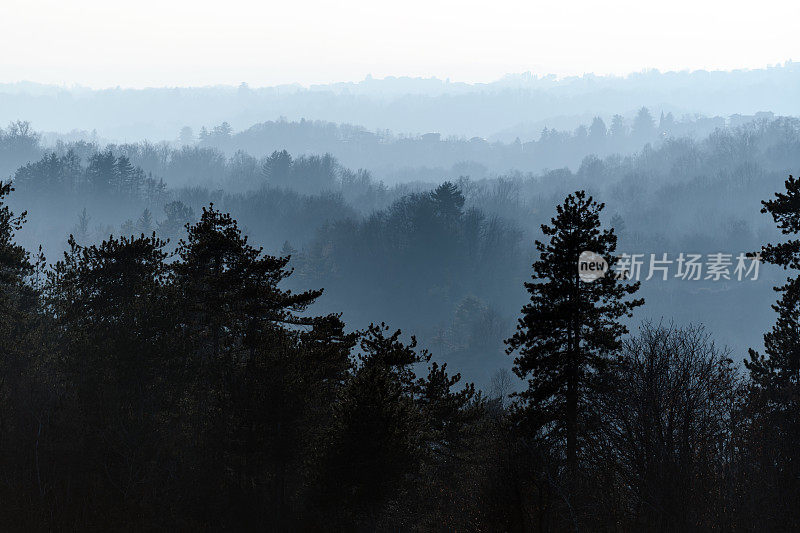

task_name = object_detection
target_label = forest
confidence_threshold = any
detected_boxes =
[4,63,799,140]
[3,114,798,385]
[5,0,800,527]
[0,105,800,530]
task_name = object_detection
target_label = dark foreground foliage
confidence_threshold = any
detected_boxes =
[1,178,800,531]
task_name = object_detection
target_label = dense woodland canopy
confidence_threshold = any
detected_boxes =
[2,170,800,529]
[11,108,779,185]
[1,111,800,529]
[3,114,799,382]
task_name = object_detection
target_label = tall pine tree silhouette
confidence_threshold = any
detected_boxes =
[748,175,800,384]
[505,191,642,488]
[745,174,800,527]
[172,203,355,526]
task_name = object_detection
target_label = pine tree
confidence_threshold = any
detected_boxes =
[86,150,116,195]
[319,323,425,523]
[72,207,92,244]
[505,190,642,487]
[609,114,627,138]
[171,204,354,526]
[45,232,175,521]
[212,121,233,139]
[747,175,800,388]
[317,323,477,527]
[261,150,293,187]
[632,107,656,140]
[173,203,323,360]
[0,181,48,530]
[431,181,465,220]
[115,155,137,196]
[0,181,31,288]
[589,116,607,140]
[136,208,153,235]
[745,174,800,526]
[0,180,33,356]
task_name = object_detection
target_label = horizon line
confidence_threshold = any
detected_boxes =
[0,60,796,92]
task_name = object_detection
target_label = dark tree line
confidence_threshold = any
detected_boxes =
[13,149,166,203]
[0,183,480,529]
[7,119,800,392]
[489,180,800,530]
[192,110,758,180]
[294,181,523,336]
[1,173,800,529]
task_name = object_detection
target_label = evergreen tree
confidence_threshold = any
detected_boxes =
[505,191,642,488]
[431,181,465,220]
[212,121,233,139]
[261,149,293,187]
[115,154,137,196]
[172,203,354,526]
[0,180,33,359]
[745,174,800,527]
[0,181,49,530]
[72,207,92,244]
[143,173,166,204]
[610,213,626,239]
[44,232,175,525]
[632,106,656,141]
[173,203,324,360]
[609,114,627,137]
[136,208,153,235]
[120,218,136,236]
[589,116,607,140]
[86,150,116,195]
[0,181,31,288]
[318,323,424,524]
[318,323,477,527]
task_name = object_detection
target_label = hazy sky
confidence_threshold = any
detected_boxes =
[2,0,798,88]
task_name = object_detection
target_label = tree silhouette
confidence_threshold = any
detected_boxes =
[261,149,293,187]
[0,181,30,286]
[44,232,175,524]
[431,181,466,220]
[86,150,116,195]
[745,174,800,527]
[632,107,656,141]
[589,116,607,140]
[505,190,642,490]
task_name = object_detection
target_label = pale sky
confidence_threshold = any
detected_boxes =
[1,0,798,88]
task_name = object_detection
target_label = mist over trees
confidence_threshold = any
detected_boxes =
[6,108,780,187]
[1,72,800,527]
[2,164,800,528]
[2,114,798,381]
[2,63,799,141]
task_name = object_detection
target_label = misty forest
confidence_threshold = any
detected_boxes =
[2,65,800,531]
